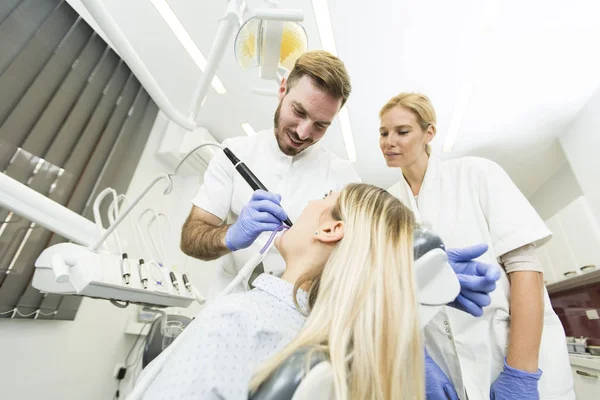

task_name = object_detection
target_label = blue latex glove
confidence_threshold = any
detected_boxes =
[425,350,460,400]
[490,358,542,400]
[446,244,501,317]
[225,190,288,251]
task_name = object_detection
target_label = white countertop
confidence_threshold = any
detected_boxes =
[570,353,600,370]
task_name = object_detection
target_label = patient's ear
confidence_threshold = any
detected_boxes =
[315,221,344,243]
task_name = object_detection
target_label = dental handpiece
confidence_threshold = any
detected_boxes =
[222,147,293,227]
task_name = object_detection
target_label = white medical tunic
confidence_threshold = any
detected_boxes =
[141,274,308,400]
[192,128,361,298]
[388,155,574,400]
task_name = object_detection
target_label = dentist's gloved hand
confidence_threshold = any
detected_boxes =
[225,190,288,252]
[425,350,460,400]
[447,244,501,317]
[490,358,542,400]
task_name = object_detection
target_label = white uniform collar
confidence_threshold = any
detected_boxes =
[400,154,440,194]
[421,153,441,185]
[396,154,442,224]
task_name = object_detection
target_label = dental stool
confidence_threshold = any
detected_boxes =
[249,226,460,400]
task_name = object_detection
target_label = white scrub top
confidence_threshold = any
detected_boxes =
[388,155,574,400]
[192,128,361,298]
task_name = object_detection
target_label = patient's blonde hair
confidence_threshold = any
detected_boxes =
[250,183,424,400]
[379,92,436,156]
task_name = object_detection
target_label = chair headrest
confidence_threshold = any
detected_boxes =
[413,225,445,260]
[413,225,460,328]
[249,347,328,400]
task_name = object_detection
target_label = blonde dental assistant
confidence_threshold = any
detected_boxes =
[379,93,574,399]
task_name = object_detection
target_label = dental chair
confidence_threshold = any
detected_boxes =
[249,226,460,400]
[127,226,459,400]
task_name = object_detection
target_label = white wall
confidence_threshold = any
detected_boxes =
[0,112,219,400]
[0,297,141,400]
[528,159,584,221]
[560,86,600,228]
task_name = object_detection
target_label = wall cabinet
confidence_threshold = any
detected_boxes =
[570,355,600,400]
[540,196,600,283]
[534,244,557,284]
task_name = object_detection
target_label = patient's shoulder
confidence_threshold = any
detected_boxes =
[194,292,267,333]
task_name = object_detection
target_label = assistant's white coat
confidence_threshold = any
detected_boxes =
[388,155,574,399]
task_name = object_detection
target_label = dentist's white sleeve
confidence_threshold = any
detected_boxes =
[192,141,235,221]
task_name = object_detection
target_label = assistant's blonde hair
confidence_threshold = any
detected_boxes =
[250,183,424,400]
[380,92,436,155]
[286,50,352,107]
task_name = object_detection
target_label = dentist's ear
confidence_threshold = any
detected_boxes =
[278,77,287,101]
[314,221,345,244]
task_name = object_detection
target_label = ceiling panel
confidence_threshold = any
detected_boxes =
[68,0,600,193]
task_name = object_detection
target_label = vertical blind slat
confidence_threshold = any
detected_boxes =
[0,0,60,74]
[0,0,160,320]
[0,1,78,129]
[0,75,140,316]
[0,0,25,26]
[16,90,149,317]
[0,19,90,165]
[83,89,149,220]
[0,67,136,304]
[0,26,96,197]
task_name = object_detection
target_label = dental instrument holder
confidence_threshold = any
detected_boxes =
[222,147,293,227]
[32,173,196,308]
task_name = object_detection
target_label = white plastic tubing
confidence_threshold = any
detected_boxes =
[0,173,100,247]
[188,0,243,123]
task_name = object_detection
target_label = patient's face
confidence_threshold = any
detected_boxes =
[276,190,341,258]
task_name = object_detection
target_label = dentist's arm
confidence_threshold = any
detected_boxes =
[181,190,288,260]
[181,206,230,260]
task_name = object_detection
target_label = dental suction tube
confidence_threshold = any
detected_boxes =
[222,148,293,227]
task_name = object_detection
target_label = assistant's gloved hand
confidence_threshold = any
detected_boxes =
[425,350,460,400]
[446,244,501,317]
[225,190,288,251]
[490,358,542,400]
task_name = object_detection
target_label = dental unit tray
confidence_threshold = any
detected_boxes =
[33,243,195,308]
[0,172,196,309]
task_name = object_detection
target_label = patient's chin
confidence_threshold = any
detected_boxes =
[274,236,282,251]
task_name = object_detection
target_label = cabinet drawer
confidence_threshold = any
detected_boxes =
[571,364,600,400]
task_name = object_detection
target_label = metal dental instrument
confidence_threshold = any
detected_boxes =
[174,143,294,227]
[222,147,293,227]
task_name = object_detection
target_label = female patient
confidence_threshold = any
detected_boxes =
[140,183,426,399]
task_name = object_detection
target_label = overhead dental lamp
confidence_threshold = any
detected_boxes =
[234,3,308,80]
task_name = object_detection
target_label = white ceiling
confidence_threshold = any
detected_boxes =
[68,0,600,197]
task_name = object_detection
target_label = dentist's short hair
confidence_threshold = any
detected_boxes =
[286,50,352,107]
